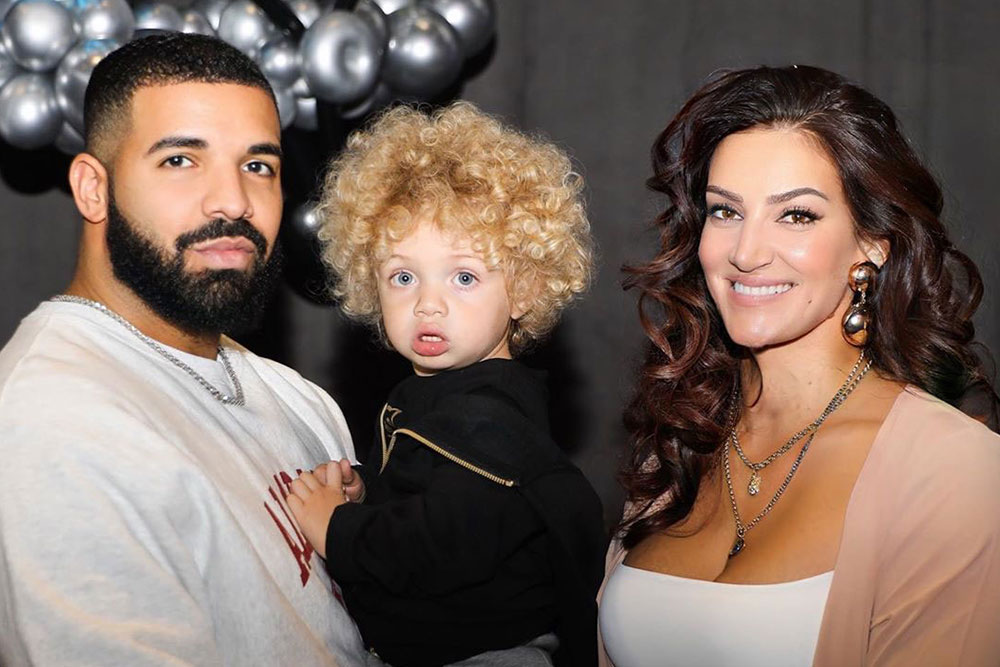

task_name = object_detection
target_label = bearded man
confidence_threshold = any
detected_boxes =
[0,34,375,666]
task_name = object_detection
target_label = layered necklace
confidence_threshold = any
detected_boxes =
[724,351,871,557]
[52,294,245,407]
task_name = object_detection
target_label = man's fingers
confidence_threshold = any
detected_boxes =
[338,458,355,484]
[298,470,321,491]
[313,463,328,485]
[326,462,344,487]
[287,493,304,515]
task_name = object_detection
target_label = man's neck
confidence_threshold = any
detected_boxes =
[64,276,221,358]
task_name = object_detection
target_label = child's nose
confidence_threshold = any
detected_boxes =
[414,285,446,317]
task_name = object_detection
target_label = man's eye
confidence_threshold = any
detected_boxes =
[162,155,193,168]
[453,271,478,287]
[389,271,414,286]
[244,161,275,176]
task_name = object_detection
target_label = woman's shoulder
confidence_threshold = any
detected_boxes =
[870,384,1000,516]
[881,385,1000,452]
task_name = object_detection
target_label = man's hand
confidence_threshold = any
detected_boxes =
[338,459,366,502]
[287,464,347,559]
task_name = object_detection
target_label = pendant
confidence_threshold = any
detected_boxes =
[747,470,762,496]
[729,536,745,558]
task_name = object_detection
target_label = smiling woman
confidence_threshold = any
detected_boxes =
[599,65,1000,667]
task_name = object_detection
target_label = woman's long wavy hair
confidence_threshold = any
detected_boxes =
[619,65,999,549]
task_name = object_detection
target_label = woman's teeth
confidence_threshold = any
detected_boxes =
[732,281,793,296]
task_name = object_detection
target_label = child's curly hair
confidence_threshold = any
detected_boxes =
[317,101,594,354]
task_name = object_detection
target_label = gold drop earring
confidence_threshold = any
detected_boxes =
[842,261,879,346]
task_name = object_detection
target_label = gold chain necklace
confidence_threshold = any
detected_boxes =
[731,350,868,495]
[724,353,872,557]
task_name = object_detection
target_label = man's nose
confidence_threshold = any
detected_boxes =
[203,166,252,222]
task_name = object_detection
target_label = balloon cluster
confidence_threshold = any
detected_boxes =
[0,0,496,152]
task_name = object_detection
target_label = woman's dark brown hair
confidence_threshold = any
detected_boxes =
[619,65,999,549]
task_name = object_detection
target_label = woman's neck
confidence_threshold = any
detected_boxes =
[740,335,864,438]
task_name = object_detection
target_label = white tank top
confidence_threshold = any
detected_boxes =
[599,563,833,666]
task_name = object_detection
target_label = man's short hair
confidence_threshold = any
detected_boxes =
[84,33,277,161]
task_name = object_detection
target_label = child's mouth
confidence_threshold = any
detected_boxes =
[412,331,449,357]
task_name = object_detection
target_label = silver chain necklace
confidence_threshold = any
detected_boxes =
[724,352,871,557]
[52,294,245,407]
[731,351,869,495]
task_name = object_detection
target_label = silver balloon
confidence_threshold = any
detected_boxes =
[54,120,84,154]
[191,0,226,31]
[355,0,388,49]
[340,80,391,120]
[289,200,322,237]
[181,10,215,35]
[291,76,311,97]
[1,0,78,72]
[287,0,319,29]
[76,0,134,43]
[0,40,18,91]
[372,0,412,14]
[267,80,296,129]
[0,73,63,149]
[0,0,16,20]
[217,0,274,59]
[383,6,461,98]
[420,0,493,57]
[299,11,380,105]
[133,2,184,32]
[54,39,117,133]
[258,37,298,88]
[293,95,316,131]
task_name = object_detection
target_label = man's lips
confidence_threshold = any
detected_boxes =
[186,236,257,269]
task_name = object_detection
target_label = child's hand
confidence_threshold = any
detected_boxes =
[288,464,346,559]
[338,458,366,502]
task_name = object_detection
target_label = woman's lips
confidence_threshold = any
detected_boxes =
[727,279,795,304]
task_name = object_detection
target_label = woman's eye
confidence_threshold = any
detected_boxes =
[162,155,193,168]
[708,204,741,221]
[453,271,478,287]
[779,208,819,226]
[244,160,276,176]
[389,271,414,287]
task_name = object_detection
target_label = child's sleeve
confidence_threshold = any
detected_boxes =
[324,444,544,596]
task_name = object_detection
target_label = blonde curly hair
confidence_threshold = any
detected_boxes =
[317,101,594,354]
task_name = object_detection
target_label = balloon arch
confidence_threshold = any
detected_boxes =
[0,0,497,299]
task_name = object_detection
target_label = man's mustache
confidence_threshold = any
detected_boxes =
[175,219,268,256]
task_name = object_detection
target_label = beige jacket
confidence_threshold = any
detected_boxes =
[599,387,1000,666]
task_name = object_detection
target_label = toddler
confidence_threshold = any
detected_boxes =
[288,102,605,667]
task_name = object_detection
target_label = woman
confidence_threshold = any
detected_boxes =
[599,65,1000,666]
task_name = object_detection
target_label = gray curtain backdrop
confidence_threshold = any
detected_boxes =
[2,1,997,524]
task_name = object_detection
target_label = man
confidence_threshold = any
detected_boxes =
[0,34,374,666]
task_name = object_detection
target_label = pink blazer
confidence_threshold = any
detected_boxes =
[599,387,1000,666]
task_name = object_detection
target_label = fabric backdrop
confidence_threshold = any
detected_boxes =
[2,0,998,524]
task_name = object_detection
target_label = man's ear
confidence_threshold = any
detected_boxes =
[861,238,890,268]
[69,153,109,224]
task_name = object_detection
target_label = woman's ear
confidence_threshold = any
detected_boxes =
[69,153,109,225]
[861,238,890,268]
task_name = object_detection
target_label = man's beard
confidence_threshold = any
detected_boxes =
[105,189,283,337]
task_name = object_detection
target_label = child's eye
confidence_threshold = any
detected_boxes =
[389,271,415,287]
[453,271,478,288]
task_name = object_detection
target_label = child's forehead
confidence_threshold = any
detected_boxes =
[387,219,478,254]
